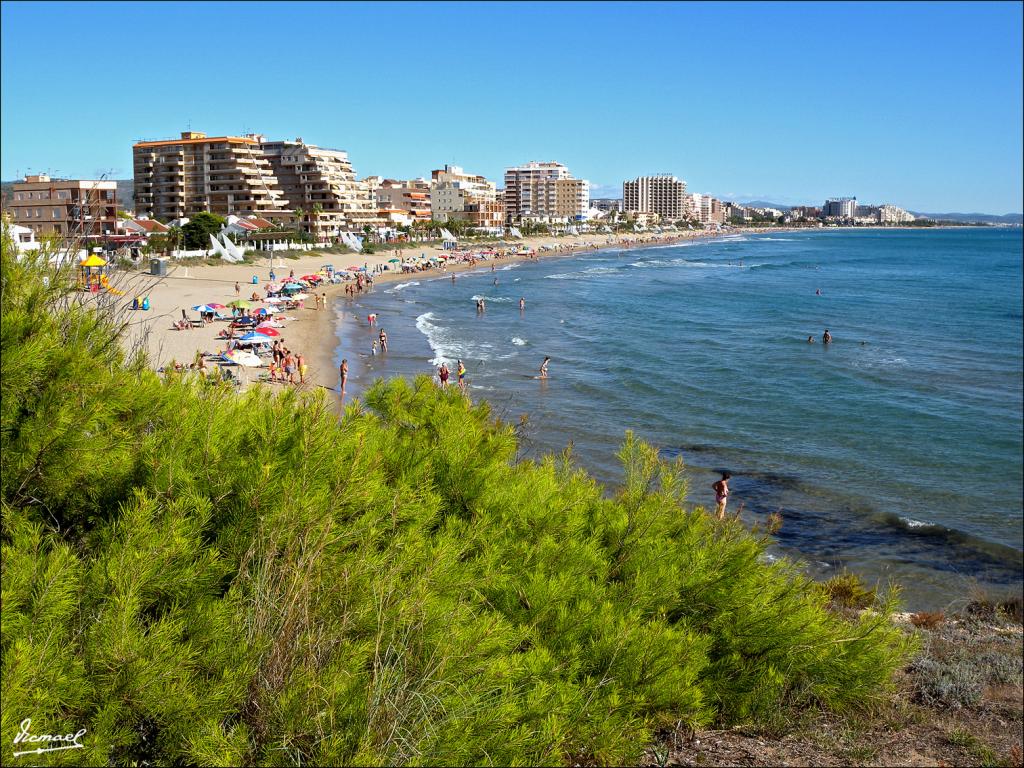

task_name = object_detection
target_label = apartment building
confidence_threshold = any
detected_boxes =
[376,179,432,223]
[623,174,688,221]
[449,200,505,229]
[878,204,915,223]
[503,161,589,223]
[430,164,497,223]
[823,197,857,219]
[5,174,118,238]
[260,138,380,238]
[133,131,290,222]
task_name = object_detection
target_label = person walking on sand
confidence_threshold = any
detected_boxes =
[712,472,731,520]
[539,356,550,379]
[822,329,832,344]
[339,359,348,392]
[234,281,240,295]
[379,329,388,353]
[297,354,307,384]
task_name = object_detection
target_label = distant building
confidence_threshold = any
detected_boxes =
[430,164,497,224]
[133,131,290,222]
[591,198,624,214]
[789,206,822,220]
[5,174,118,239]
[260,138,381,238]
[376,179,432,223]
[823,197,857,219]
[623,174,688,221]
[503,161,589,223]
[878,204,915,223]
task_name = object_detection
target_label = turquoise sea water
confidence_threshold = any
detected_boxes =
[333,229,1024,609]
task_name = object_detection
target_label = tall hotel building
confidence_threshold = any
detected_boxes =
[623,174,688,221]
[503,161,589,223]
[133,132,290,222]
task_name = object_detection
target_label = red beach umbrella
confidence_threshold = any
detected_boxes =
[253,327,281,338]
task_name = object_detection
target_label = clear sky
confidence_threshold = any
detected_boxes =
[2,1,1021,213]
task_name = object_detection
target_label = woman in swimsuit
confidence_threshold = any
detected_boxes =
[712,472,731,520]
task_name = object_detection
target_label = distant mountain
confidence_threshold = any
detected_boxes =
[908,211,1022,225]
[2,179,134,211]
[735,200,794,211]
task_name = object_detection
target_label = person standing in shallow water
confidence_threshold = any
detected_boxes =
[339,359,348,393]
[539,356,550,379]
[712,472,731,520]
[823,329,832,344]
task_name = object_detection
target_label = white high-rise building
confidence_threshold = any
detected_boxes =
[878,204,915,223]
[503,161,589,223]
[623,174,688,221]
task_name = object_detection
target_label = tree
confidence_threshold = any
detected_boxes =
[181,212,225,250]
[311,203,323,241]
[294,207,306,235]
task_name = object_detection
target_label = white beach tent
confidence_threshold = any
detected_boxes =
[221,234,246,262]
[508,227,524,239]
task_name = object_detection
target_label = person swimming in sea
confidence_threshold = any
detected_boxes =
[807,335,815,343]
[519,297,525,310]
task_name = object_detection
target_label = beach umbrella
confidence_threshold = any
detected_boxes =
[346,265,366,272]
[228,299,254,309]
[222,349,262,366]
[192,304,221,313]
[387,258,400,263]
[252,326,281,337]
[301,274,321,282]
[255,306,276,315]
[263,296,284,304]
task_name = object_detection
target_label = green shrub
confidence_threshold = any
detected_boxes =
[0,231,913,765]
[821,571,877,610]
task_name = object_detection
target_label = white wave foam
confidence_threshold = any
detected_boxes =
[511,337,527,346]
[385,281,419,293]
[415,311,497,365]
[545,266,620,280]
[499,263,520,271]
[900,516,932,529]
[470,294,516,303]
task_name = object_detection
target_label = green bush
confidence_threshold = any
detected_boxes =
[0,231,912,765]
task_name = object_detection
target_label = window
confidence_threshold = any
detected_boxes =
[36,209,42,218]
[53,208,61,218]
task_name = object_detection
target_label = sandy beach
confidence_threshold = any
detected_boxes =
[113,227,794,401]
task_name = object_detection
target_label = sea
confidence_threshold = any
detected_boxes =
[331,228,1024,610]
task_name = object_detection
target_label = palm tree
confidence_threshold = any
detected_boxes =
[294,207,305,235]
[311,203,323,242]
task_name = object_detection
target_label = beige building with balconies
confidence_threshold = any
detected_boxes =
[133,131,290,222]
[504,161,589,223]
[376,179,432,223]
[623,175,689,222]
[260,138,381,238]
[4,174,118,239]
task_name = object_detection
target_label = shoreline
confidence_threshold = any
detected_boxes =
[119,226,795,400]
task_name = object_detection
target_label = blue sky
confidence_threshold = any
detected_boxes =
[2,1,1021,213]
